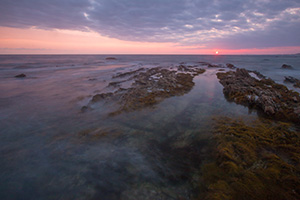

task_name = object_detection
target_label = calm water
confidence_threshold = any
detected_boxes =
[0,55,299,199]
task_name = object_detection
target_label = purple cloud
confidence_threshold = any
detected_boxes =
[0,0,299,49]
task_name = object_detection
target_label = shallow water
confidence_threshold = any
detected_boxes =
[0,55,299,199]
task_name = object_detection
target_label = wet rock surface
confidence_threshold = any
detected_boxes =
[285,76,300,88]
[226,63,236,69]
[281,64,293,69]
[86,65,205,115]
[15,73,26,78]
[105,57,117,60]
[217,68,300,123]
[113,68,145,79]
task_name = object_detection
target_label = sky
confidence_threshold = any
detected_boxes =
[0,0,300,54]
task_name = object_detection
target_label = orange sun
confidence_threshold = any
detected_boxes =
[215,50,219,55]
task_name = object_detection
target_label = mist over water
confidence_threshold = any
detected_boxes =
[0,55,299,199]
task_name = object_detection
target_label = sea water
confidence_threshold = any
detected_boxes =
[0,55,299,199]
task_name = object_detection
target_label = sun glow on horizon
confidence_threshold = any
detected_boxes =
[0,27,300,54]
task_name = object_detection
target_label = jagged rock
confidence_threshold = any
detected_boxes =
[113,68,145,78]
[226,63,236,69]
[281,64,293,69]
[178,64,189,71]
[15,73,26,78]
[284,76,300,88]
[91,93,113,102]
[217,68,300,123]
[249,70,266,79]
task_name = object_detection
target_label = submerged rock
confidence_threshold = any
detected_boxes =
[15,73,26,78]
[217,68,300,123]
[281,64,293,69]
[80,106,88,113]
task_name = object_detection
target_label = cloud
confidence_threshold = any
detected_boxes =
[0,0,300,49]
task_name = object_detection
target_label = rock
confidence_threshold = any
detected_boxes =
[105,57,117,60]
[264,105,275,115]
[217,68,300,123]
[236,68,251,78]
[15,73,26,78]
[91,93,113,102]
[284,76,300,88]
[81,106,88,112]
[208,64,221,68]
[249,70,266,79]
[226,63,236,69]
[178,65,189,71]
[86,66,206,115]
[281,64,293,69]
[113,68,144,78]
[293,96,298,103]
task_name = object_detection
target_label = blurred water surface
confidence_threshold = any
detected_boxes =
[0,55,299,199]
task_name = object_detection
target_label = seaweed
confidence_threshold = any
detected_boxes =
[199,117,300,200]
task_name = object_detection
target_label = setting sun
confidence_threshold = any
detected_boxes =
[215,51,219,55]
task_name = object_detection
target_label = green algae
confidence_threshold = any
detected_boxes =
[199,117,300,200]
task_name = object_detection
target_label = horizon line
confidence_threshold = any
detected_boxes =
[0,53,299,56]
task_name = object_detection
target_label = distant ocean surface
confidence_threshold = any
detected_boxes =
[0,55,299,199]
[1,54,299,81]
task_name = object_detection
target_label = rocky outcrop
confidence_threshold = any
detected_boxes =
[113,68,145,78]
[217,68,300,123]
[15,73,26,78]
[86,65,206,115]
[105,57,117,60]
[177,65,206,75]
[226,63,236,69]
[284,76,300,88]
[281,64,293,69]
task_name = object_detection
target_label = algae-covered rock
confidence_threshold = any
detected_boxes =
[217,68,300,123]
[87,66,205,115]
[199,117,300,200]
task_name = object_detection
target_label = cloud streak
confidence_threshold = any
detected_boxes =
[1,0,299,49]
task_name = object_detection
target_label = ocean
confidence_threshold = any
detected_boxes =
[0,55,299,199]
